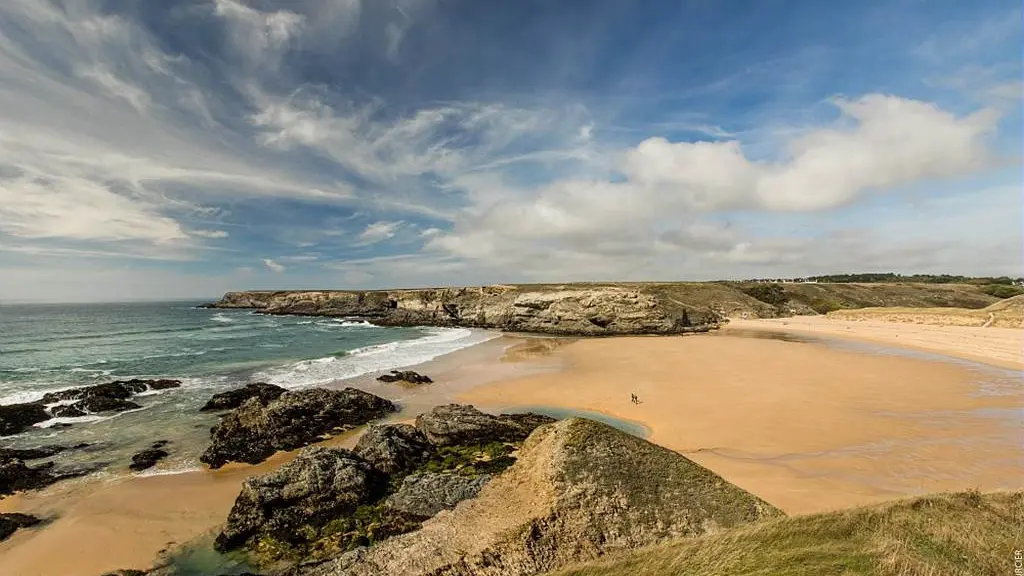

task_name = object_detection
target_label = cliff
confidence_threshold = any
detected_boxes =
[207,281,1003,335]
[209,285,723,336]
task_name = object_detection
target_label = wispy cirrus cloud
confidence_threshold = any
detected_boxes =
[0,0,1019,301]
[263,258,286,273]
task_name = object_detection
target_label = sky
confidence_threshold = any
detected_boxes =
[0,0,1020,302]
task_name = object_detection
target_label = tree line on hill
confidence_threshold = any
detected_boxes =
[742,273,1023,285]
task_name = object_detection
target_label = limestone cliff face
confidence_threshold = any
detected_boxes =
[209,286,722,335]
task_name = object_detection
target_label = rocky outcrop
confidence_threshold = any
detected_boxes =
[129,441,170,471]
[385,472,491,518]
[376,371,433,385]
[49,404,87,418]
[0,379,183,437]
[414,404,555,446]
[0,443,89,461]
[0,512,41,541]
[40,379,181,403]
[353,424,434,476]
[200,388,396,469]
[200,382,287,412]
[208,285,722,336]
[215,405,557,566]
[297,418,782,576]
[215,447,388,552]
[0,457,91,497]
[76,396,142,414]
[0,403,50,436]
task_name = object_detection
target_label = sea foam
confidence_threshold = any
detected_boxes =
[252,327,497,389]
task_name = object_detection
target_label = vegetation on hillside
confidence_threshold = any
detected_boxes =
[740,283,789,306]
[828,294,1024,328]
[744,273,1024,285]
[548,490,1023,576]
[981,284,1024,298]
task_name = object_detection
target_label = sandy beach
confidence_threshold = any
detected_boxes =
[728,316,1024,369]
[462,327,1024,514]
[2,323,1022,575]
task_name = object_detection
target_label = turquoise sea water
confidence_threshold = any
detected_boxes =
[0,301,493,472]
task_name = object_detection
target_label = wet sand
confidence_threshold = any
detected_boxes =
[727,316,1024,369]
[461,332,1024,514]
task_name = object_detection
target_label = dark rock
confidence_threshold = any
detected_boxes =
[129,447,169,472]
[215,446,387,551]
[199,382,287,412]
[0,458,58,496]
[76,396,142,414]
[376,370,433,385]
[49,404,87,418]
[353,424,434,476]
[0,444,84,461]
[40,379,181,403]
[0,447,53,461]
[0,403,49,436]
[385,472,491,518]
[146,379,183,391]
[414,404,555,446]
[200,388,396,469]
[150,440,169,449]
[0,512,41,541]
[101,570,149,576]
[41,382,140,403]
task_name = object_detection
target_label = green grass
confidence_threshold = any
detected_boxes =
[420,441,518,476]
[546,490,1023,576]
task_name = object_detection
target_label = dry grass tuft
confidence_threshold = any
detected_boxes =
[546,490,1024,576]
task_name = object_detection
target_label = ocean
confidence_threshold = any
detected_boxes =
[0,301,495,474]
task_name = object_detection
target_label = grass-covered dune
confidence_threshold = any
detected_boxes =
[547,490,1023,576]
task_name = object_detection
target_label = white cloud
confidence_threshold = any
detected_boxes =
[623,95,997,212]
[214,0,305,67]
[191,229,230,239]
[425,95,1001,276]
[263,258,286,272]
[0,0,363,258]
[248,91,597,185]
[358,221,403,244]
[0,172,186,242]
[77,65,152,113]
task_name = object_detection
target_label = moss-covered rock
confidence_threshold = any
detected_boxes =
[298,418,783,576]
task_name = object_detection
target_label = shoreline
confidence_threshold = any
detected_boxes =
[2,320,1022,574]
[0,332,543,576]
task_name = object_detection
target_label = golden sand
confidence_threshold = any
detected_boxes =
[0,431,362,576]
[460,332,1023,514]
[728,316,1024,369]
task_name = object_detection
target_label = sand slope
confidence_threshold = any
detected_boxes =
[827,294,1024,328]
[728,312,1024,369]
